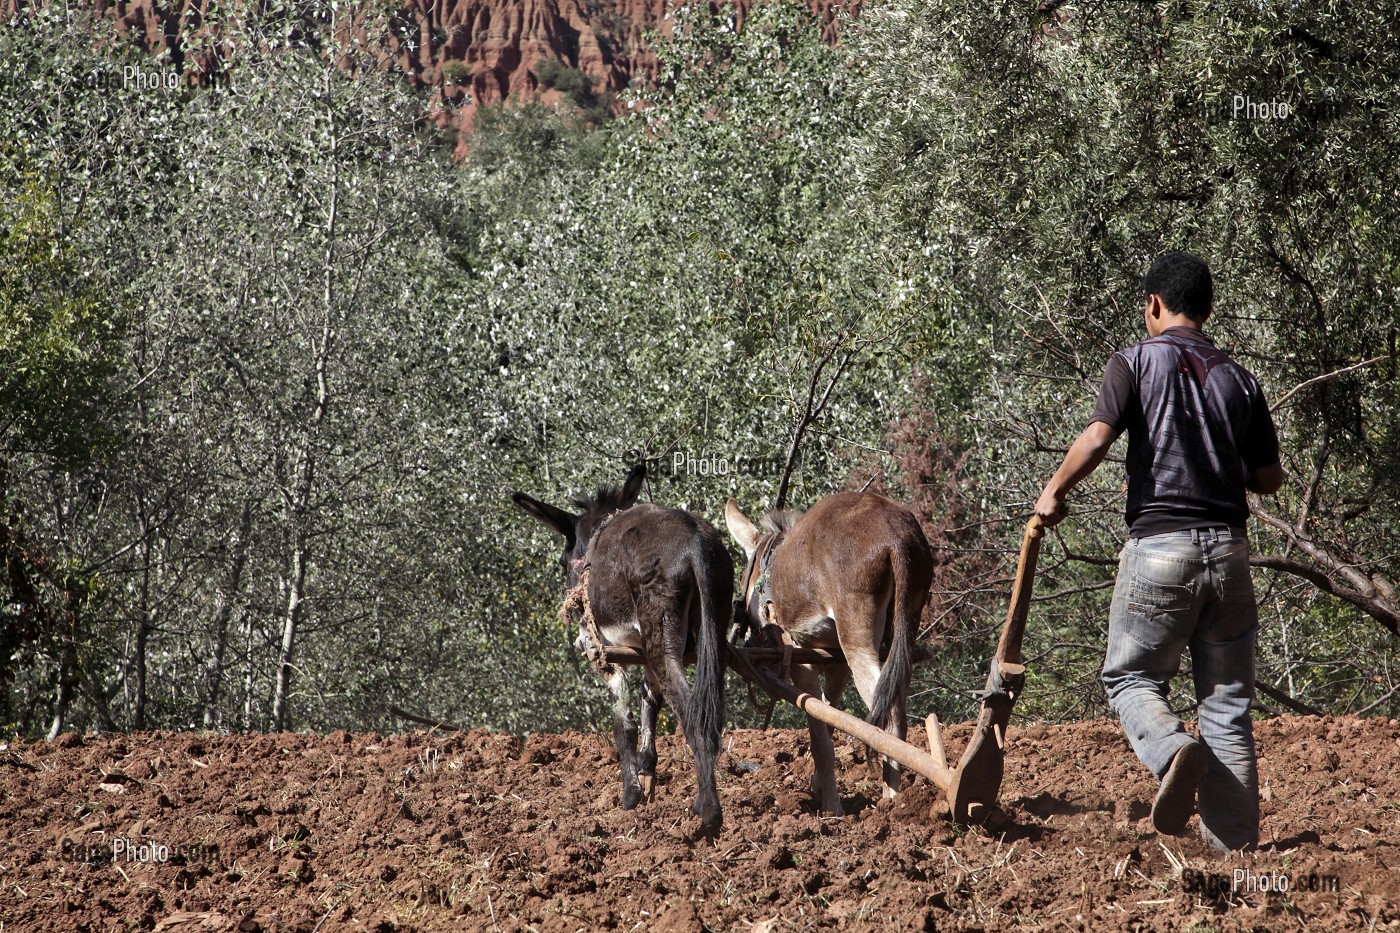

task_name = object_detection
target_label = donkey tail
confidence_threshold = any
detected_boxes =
[867,548,914,732]
[688,548,726,761]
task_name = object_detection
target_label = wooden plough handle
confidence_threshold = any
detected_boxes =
[947,515,1045,825]
[993,516,1044,668]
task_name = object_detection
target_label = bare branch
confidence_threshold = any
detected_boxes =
[1294,420,1329,537]
[389,705,469,732]
[1353,681,1400,716]
[1249,550,1400,637]
[1056,544,1119,567]
[1270,354,1388,413]
[1253,678,1326,717]
[773,338,856,510]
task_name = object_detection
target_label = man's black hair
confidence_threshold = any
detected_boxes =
[1144,251,1213,321]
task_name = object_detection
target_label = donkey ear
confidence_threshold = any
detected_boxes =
[619,461,646,507]
[724,498,762,558]
[512,492,579,541]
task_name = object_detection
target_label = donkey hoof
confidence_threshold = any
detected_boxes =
[690,802,722,836]
[638,773,656,804]
[621,783,643,810]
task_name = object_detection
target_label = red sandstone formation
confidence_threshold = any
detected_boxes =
[8,0,850,144]
[397,0,671,113]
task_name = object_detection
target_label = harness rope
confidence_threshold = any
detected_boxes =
[733,530,795,722]
[560,567,616,679]
[558,509,626,679]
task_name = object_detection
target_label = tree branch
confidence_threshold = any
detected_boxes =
[1270,354,1388,413]
[1254,678,1326,717]
[774,338,856,510]
[1249,552,1400,637]
[389,704,469,732]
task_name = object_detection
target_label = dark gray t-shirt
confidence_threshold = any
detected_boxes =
[1090,327,1280,536]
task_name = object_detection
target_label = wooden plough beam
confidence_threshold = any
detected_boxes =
[600,641,968,815]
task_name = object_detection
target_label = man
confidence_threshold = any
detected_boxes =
[1034,251,1283,853]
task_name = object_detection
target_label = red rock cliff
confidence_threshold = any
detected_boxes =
[13,0,847,137]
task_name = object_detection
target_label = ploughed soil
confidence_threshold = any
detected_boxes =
[3,716,1397,931]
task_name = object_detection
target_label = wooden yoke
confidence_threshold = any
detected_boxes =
[945,516,1044,825]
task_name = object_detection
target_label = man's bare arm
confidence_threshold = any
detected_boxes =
[1034,421,1120,527]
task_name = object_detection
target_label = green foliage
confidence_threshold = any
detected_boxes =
[441,59,470,84]
[535,58,590,104]
[467,3,911,516]
[0,175,125,465]
[443,102,609,275]
[3,0,1398,738]
[0,161,128,728]
[535,58,612,124]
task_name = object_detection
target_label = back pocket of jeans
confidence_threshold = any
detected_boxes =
[1129,572,1194,609]
[1122,598,1191,650]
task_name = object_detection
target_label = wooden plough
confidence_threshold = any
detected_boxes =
[597,516,1045,827]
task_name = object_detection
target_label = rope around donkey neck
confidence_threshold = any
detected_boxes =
[558,508,627,680]
[559,568,615,679]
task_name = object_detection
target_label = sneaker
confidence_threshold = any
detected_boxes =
[1152,740,1206,835]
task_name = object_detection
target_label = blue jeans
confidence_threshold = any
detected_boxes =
[1102,527,1259,852]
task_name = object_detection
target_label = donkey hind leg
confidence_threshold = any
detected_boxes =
[793,663,843,815]
[636,674,661,804]
[656,647,716,823]
[607,667,644,810]
[852,657,908,798]
[647,609,718,830]
[850,648,905,798]
[845,601,905,798]
[822,664,851,708]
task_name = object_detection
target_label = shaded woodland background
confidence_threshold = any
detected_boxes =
[2,0,1397,739]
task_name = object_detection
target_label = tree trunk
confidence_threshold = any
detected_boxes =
[243,617,257,731]
[0,458,40,721]
[204,503,253,728]
[269,76,338,732]
[47,640,76,741]
[132,488,153,730]
[131,329,154,731]
[47,583,82,741]
[270,537,307,732]
[132,614,149,729]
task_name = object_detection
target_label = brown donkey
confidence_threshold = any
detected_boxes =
[513,464,732,832]
[725,492,933,814]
